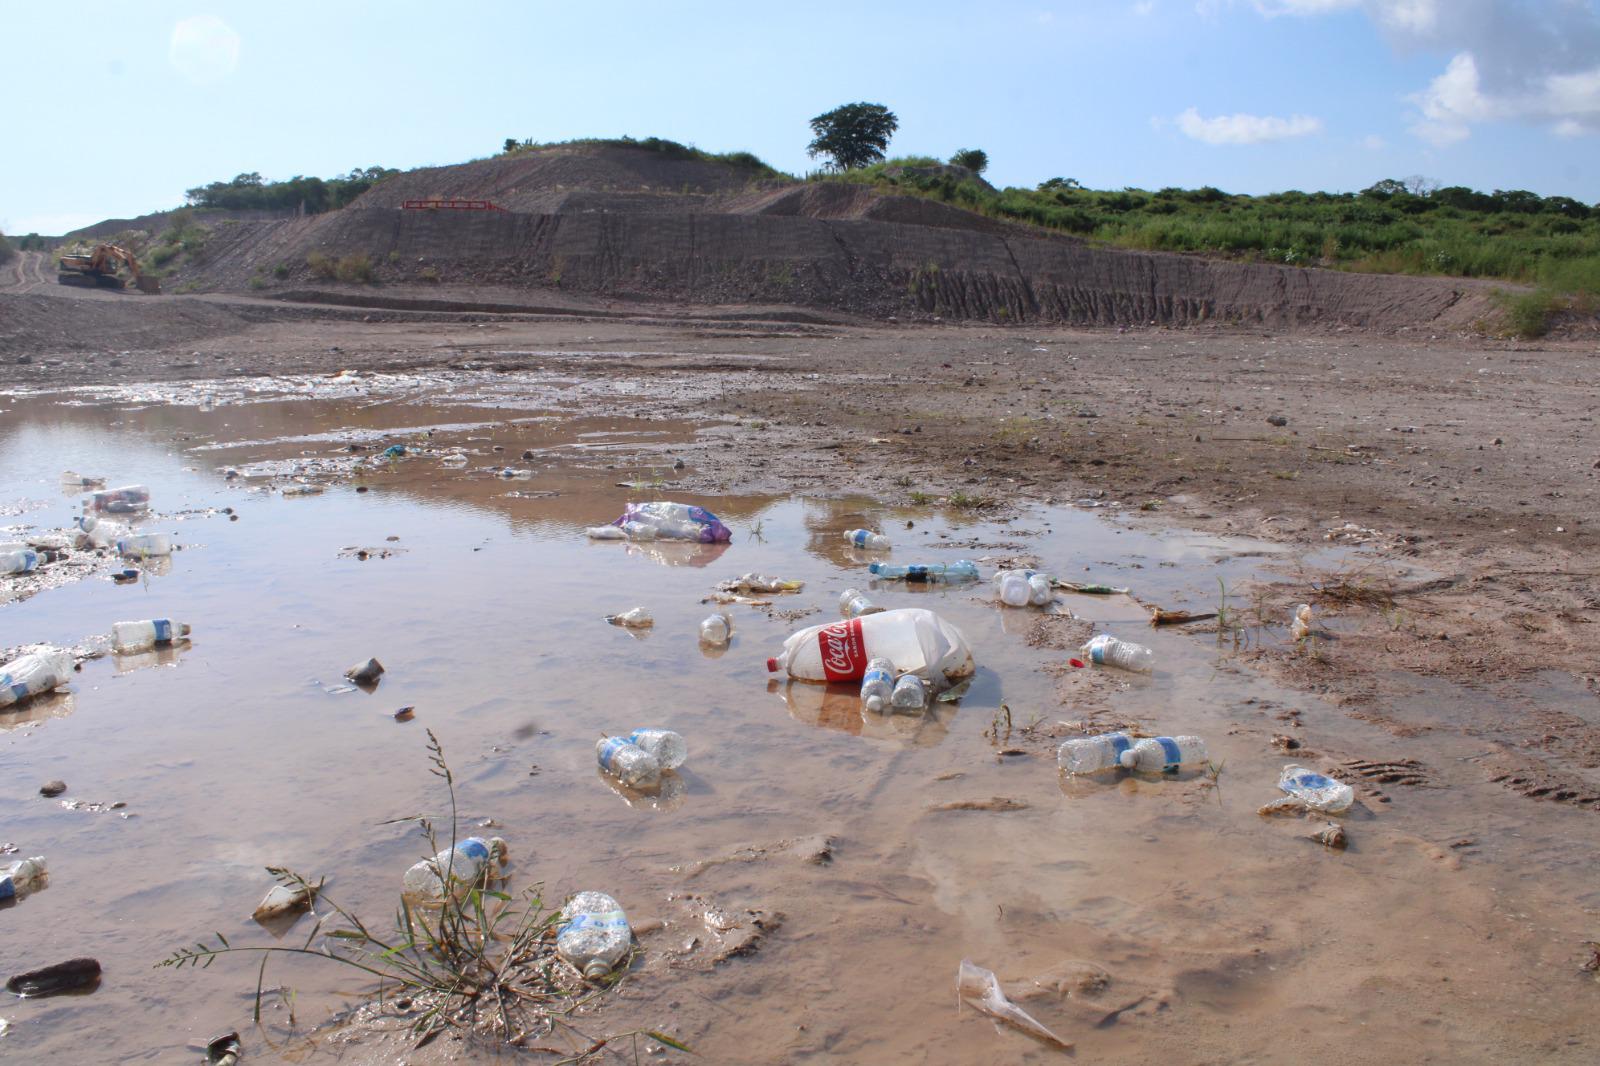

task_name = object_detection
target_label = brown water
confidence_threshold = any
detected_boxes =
[2,373,1597,1064]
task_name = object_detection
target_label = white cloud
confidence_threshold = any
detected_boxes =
[169,15,241,84]
[1133,1,1156,15]
[1361,133,1387,150]
[1175,107,1324,144]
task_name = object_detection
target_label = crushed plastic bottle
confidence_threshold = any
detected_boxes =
[1057,732,1133,775]
[698,611,732,646]
[720,573,804,593]
[843,529,891,550]
[1290,603,1313,641]
[596,736,661,789]
[625,728,687,770]
[868,560,979,584]
[993,569,1053,607]
[0,857,47,901]
[586,525,628,541]
[88,485,150,514]
[0,649,74,707]
[605,607,653,628]
[74,515,122,550]
[1278,764,1354,813]
[957,959,1070,1049]
[116,533,173,558]
[557,891,632,979]
[1,548,40,574]
[890,673,927,711]
[60,471,104,489]
[859,657,894,713]
[838,587,886,618]
[112,619,191,653]
[767,608,975,683]
[401,837,507,903]
[607,501,731,543]
[1080,633,1156,673]
[1119,735,1208,773]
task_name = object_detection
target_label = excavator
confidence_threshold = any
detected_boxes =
[57,244,161,293]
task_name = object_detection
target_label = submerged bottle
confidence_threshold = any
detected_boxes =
[401,837,507,903]
[75,514,123,549]
[557,891,632,979]
[112,619,192,653]
[698,612,732,646]
[890,673,927,711]
[116,533,173,558]
[89,485,150,514]
[1278,764,1354,813]
[1119,735,1208,773]
[625,728,687,770]
[839,587,885,619]
[596,736,662,789]
[1056,732,1133,775]
[605,607,653,628]
[994,569,1053,608]
[0,649,74,707]
[868,560,979,584]
[859,657,894,713]
[1080,634,1156,673]
[843,529,891,551]
[0,857,47,900]
[1,548,40,575]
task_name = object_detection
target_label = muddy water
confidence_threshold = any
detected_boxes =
[1,377,1597,1064]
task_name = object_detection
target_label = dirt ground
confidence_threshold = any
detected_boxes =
[4,275,1599,814]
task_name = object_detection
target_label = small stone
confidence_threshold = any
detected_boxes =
[39,780,66,797]
[355,485,369,493]
[1271,734,1301,751]
[17,355,33,365]
[522,450,535,461]
[393,706,415,722]
[1311,823,1347,850]
[1267,415,1288,427]
[5,958,101,997]
[345,658,385,686]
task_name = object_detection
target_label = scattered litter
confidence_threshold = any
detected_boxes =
[869,559,979,584]
[890,673,928,712]
[88,485,150,514]
[0,546,39,574]
[5,957,100,998]
[1311,823,1348,850]
[401,837,508,904]
[75,515,124,550]
[1068,658,1085,669]
[205,1032,242,1066]
[116,533,173,557]
[252,879,318,923]
[1,856,47,900]
[280,484,324,497]
[704,592,772,607]
[59,471,106,489]
[1290,603,1313,641]
[586,525,628,540]
[112,619,190,654]
[843,529,891,550]
[994,568,1053,607]
[1052,580,1129,595]
[557,891,632,979]
[0,648,74,707]
[338,545,405,560]
[597,735,661,789]
[1119,736,1207,773]
[718,573,803,594]
[1277,764,1355,813]
[61,799,126,813]
[698,611,732,646]
[344,658,385,686]
[496,467,533,479]
[605,607,653,628]
[936,676,974,703]
[625,728,687,769]
[600,501,731,543]
[1057,732,1132,775]
[111,568,140,584]
[381,445,406,459]
[1080,634,1155,673]
[1149,608,1217,626]
[1323,522,1384,544]
[957,959,1071,1050]
[860,658,894,713]
[768,608,975,682]
[839,587,885,618]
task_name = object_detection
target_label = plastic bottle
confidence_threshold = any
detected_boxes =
[868,560,979,584]
[859,657,894,713]
[557,891,632,979]
[612,501,731,543]
[839,587,885,619]
[698,611,732,646]
[116,533,173,557]
[1,548,40,574]
[89,485,150,514]
[586,525,628,541]
[994,569,1053,608]
[843,529,891,551]
[596,736,661,789]
[75,515,123,549]
[767,608,975,683]
[401,837,507,903]
[1056,732,1133,774]
[1080,634,1156,673]
[0,857,47,900]
[605,607,653,628]
[0,649,74,707]
[1278,764,1354,813]
[890,673,927,711]
[112,619,191,653]
[625,728,687,770]
[1290,603,1313,641]
[1119,735,1208,773]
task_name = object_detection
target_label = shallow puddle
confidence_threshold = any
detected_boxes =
[2,378,1597,1063]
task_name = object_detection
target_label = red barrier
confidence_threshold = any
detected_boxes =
[401,199,507,211]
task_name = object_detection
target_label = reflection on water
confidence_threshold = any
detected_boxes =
[620,540,731,569]
[598,769,688,812]
[112,642,191,674]
[0,690,74,731]
[771,679,954,746]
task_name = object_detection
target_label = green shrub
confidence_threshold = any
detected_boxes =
[419,265,440,283]
[272,263,289,279]
[334,253,374,283]
[1493,289,1558,339]
[307,251,336,279]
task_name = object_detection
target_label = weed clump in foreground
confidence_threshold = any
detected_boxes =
[157,732,684,1054]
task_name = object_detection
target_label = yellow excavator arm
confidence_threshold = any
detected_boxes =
[58,243,161,293]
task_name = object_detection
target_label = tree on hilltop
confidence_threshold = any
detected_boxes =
[807,103,898,171]
[948,148,988,174]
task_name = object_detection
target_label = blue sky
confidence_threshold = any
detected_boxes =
[4,1,1597,235]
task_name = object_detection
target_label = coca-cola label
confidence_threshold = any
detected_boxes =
[816,619,867,681]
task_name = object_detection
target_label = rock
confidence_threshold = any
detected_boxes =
[521,450,535,461]
[1271,734,1301,751]
[345,658,384,686]
[16,355,32,365]
[206,1032,242,1065]
[39,780,66,797]
[252,881,316,923]
[6,957,101,996]
[1311,823,1347,850]
[1267,415,1288,427]
[393,706,415,722]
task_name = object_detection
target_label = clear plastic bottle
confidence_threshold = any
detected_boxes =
[993,569,1053,608]
[1278,764,1354,813]
[1057,732,1133,774]
[596,736,661,789]
[1119,735,1208,773]
[1080,634,1156,673]
[112,619,191,653]
[868,560,979,584]
[0,857,48,900]
[557,890,632,979]
[839,587,885,618]
[625,728,687,770]
[859,657,894,713]
[586,525,627,540]
[890,673,927,711]
[75,514,123,549]
[1290,603,1313,641]
[89,485,150,514]
[0,649,74,707]
[843,529,891,550]
[605,607,653,628]
[698,612,732,646]
[1,548,40,574]
[116,533,173,557]
[400,837,507,903]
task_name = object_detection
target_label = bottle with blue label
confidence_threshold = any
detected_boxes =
[0,546,40,575]
[1056,732,1133,775]
[112,619,192,654]
[557,890,632,979]
[1119,735,1208,773]
[400,836,507,903]
[1081,634,1156,673]
[839,587,885,619]
[843,529,891,551]
[890,673,927,711]
[596,736,661,789]
[0,857,47,901]
[859,657,895,713]
[625,728,686,769]
[1278,764,1354,813]
[868,560,979,584]
[0,649,74,708]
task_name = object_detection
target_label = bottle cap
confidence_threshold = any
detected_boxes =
[766,658,779,672]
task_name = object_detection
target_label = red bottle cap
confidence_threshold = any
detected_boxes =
[766,658,779,672]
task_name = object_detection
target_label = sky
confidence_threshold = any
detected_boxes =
[4,0,1598,235]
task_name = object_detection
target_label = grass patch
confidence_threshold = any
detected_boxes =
[1492,288,1560,339]
[335,253,375,283]
[947,490,997,510]
[503,135,786,182]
